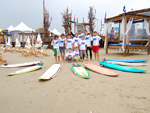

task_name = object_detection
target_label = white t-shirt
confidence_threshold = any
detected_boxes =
[65,38,73,49]
[59,37,66,47]
[78,33,84,40]
[65,52,74,57]
[51,42,53,48]
[73,50,79,56]
[92,36,101,46]
[79,39,87,50]
[73,37,79,47]
[53,39,59,49]
[85,35,93,47]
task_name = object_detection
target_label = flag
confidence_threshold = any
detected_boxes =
[74,15,75,22]
[123,5,126,13]
[83,17,84,23]
[77,18,78,23]
[104,12,106,23]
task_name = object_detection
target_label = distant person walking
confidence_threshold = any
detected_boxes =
[110,28,114,41]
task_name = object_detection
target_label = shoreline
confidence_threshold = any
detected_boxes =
[0,49,150,113]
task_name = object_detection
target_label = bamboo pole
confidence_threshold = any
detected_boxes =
[148,20,150,54]
[124,17,127,56]
[127,29,130,53]
[118,23,120,44]
[106,23,109,54]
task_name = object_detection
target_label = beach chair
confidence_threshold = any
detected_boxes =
[0,44,4,49]
[14,46,21,52]
[21,45,33,55]
[36,45,49,57]
[0,48,7,64]
[5,46,9,51]
[6,45,13,52]
[24,45,37,57]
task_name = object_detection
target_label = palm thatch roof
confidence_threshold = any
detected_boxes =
[105,8,150,23]
[35,28,51,34]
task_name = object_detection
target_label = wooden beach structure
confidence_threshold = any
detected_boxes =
[74,22,90,33]
[0,31,12,45]
[18,32,36,47]
[105,8,150,56]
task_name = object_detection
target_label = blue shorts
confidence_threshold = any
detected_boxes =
[59,47,65,53]
[109,34,114,38]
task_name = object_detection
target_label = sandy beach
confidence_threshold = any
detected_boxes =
[0,48,150,113]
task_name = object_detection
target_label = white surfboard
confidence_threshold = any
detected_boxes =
[1,61,42,68]
[39,64,61,80]
[106,61,148,66]
[8,63,45,76]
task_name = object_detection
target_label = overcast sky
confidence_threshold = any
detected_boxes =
[0,0,149,33]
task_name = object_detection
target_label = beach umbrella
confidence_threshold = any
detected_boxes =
[15,38,21,47]
[7,36,11,46]
[35,33,43,47]
[51,28,61,36]
[25,37,31,48]
[0,29,2,32]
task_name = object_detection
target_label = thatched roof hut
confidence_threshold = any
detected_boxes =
[35,28,45,33]
[104,8,150,56]
[35,28,51,34]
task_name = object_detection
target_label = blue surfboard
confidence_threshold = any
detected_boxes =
[102,59,148,63]
[99,61,146,73]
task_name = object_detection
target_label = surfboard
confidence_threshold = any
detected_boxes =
[39,64,61,80]
[106,61,148,66]
[8,63,45,76]
[72,63,90,79]
[83,63,118,77]
[1,61,42,68]
[102,58,148,63]
[99,61,146,73]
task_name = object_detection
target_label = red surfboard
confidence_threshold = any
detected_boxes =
[83,63,119,77]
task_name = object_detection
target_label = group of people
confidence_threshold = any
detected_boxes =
[51,30,101,62]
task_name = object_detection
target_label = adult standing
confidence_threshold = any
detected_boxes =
[70,30,84,40]
[84,30,93,60]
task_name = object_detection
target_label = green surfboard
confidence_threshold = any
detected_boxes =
[72,63,90,79]
[8,63,45,76]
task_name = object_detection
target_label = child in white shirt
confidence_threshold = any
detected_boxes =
[65,48,73,62]
[79,36,88,62]
[92,31,101,60]
[52,35,60,62]
[73,33,79,49]
[73,47,80,61]
[59,34,66,61]
[65,34,73,52]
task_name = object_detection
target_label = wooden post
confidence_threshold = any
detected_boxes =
[127,29,130,53]
[118,23,120,44]
[124,17,127,56]
[106,23,109,54]
[74,23,75,33]
[148,20,150,54]
[32,34,33,45]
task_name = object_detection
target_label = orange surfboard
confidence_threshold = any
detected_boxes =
[83,63,119,77]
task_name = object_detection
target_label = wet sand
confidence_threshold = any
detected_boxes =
[0,49,150,113]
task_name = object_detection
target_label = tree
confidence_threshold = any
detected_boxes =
[88,6,96,34]
[43,0,52,39]
[61,7,71,34]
